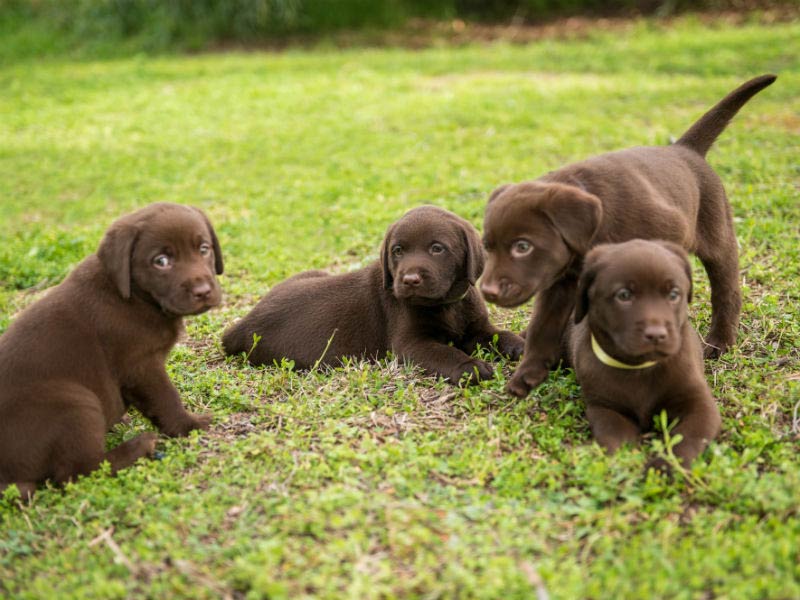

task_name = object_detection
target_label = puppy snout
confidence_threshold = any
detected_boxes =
[643,324,668,345]
[401,272,423,287]
[190,280,213,301]
[480,280,501,302]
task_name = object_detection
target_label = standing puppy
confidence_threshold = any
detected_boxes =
[0,203,223,498]
[569,240,720,470]
[481,74,776,397]
[223,206,523,383]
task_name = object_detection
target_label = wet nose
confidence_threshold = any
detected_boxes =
[402,272,422,287]
[480,281,500,302]
[643,324,668,344]
[191,281,212,301]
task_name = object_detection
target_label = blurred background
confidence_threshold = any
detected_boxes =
[1,0,795,57]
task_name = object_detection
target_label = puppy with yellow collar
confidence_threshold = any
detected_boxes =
[568,239,721,470]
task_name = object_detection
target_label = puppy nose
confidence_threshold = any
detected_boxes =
[643,325,668,344]
[191,281,212,300]
[480,281,500,301]
[402,273,422,287]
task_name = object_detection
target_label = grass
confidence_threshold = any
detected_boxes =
[1,14,799,599]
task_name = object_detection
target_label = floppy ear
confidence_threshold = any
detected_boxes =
[537,183,603,255]
[97,221,138,299]
[380,222,396,290]
[459,219,485,285]
[656,240,693,303]
[487,184,511,205]
[574,247,606,324]
[192,207,224,275]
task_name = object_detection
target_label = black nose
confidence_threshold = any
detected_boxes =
[191,281,212,301]
[643,325,667,344]
[402,273,422,287]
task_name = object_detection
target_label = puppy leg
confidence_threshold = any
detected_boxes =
[507,278,576,397]
[462,307,525,360]
[667,392,721,468]
[697,250,741,358]
[585,405,641,453]
[395,336,494,384]
[695,187,741,358]
[125,367,212,437]
[52,409,157,485]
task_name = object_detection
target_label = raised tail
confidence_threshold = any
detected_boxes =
[675,74,777,157]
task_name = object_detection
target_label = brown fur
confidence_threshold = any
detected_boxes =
[0,203,224,498]
[222,205,523,382]
[481,74,776,397]
[568,240,720,470]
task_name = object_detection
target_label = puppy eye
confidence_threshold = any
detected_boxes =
[668,287,681,302]
[615,288,633,302]
[510,239,533,258]
[430,243,445,255]
[152,255,172,269]
[199,243,211,256]
[391,245,403,258]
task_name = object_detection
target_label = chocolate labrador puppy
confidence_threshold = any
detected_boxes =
[0,203,223,498]
[481,74,776,397]
[223,205,523,382]
[568,239,720,470]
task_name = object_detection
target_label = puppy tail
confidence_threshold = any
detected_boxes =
[221,324,247,356]
[675,74,776,157]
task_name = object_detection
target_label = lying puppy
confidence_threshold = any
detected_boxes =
[568,239,720,470]
[480,74,776,397]
[0,203,223,498]
[223,206,523,382]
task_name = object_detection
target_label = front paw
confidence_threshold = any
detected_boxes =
[505,362,548,397]
[187,413,213,432]
[452,359,494,385]
[495,331,524,361]
[702,335,730,359]
[644,456,673,478]
[162,413,213,437]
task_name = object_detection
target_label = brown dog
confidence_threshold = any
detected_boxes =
[0,203,223,498]
[568,239,720,470]
[222,205,523,382]
[481,74,776,397]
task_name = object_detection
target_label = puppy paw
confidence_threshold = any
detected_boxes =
[453,359,494,385]
[137,432,160,458]
[505,364,548,398]
[162,413,213,437]
[702,340,724,359]
[187,413,213,431]
[495,331,525,361]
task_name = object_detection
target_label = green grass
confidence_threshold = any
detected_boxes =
[2,15,799,599]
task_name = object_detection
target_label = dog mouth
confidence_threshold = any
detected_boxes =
[160,292,222,317]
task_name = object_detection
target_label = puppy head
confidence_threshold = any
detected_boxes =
[381,205,483,305]
[480,181,602,307]
[98,203,224,316]
[575,239,692,362]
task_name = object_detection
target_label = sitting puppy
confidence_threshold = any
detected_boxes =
[480,74,776,397]
[568,239,720,469]
[222,205,523,383]
[0,203,223,498]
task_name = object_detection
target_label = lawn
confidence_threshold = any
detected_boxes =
[1,14,799,599]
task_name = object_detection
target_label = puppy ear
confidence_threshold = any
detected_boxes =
[656,241,693,303]
[97,221,138,299]
[487,184,511,205]
[574,247,606,324]
[380,223,396,290]
[538,183,603,255]
[192,207,224,275]
[459,219,485,285]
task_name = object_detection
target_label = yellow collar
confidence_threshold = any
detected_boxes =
[591,334,657,370]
